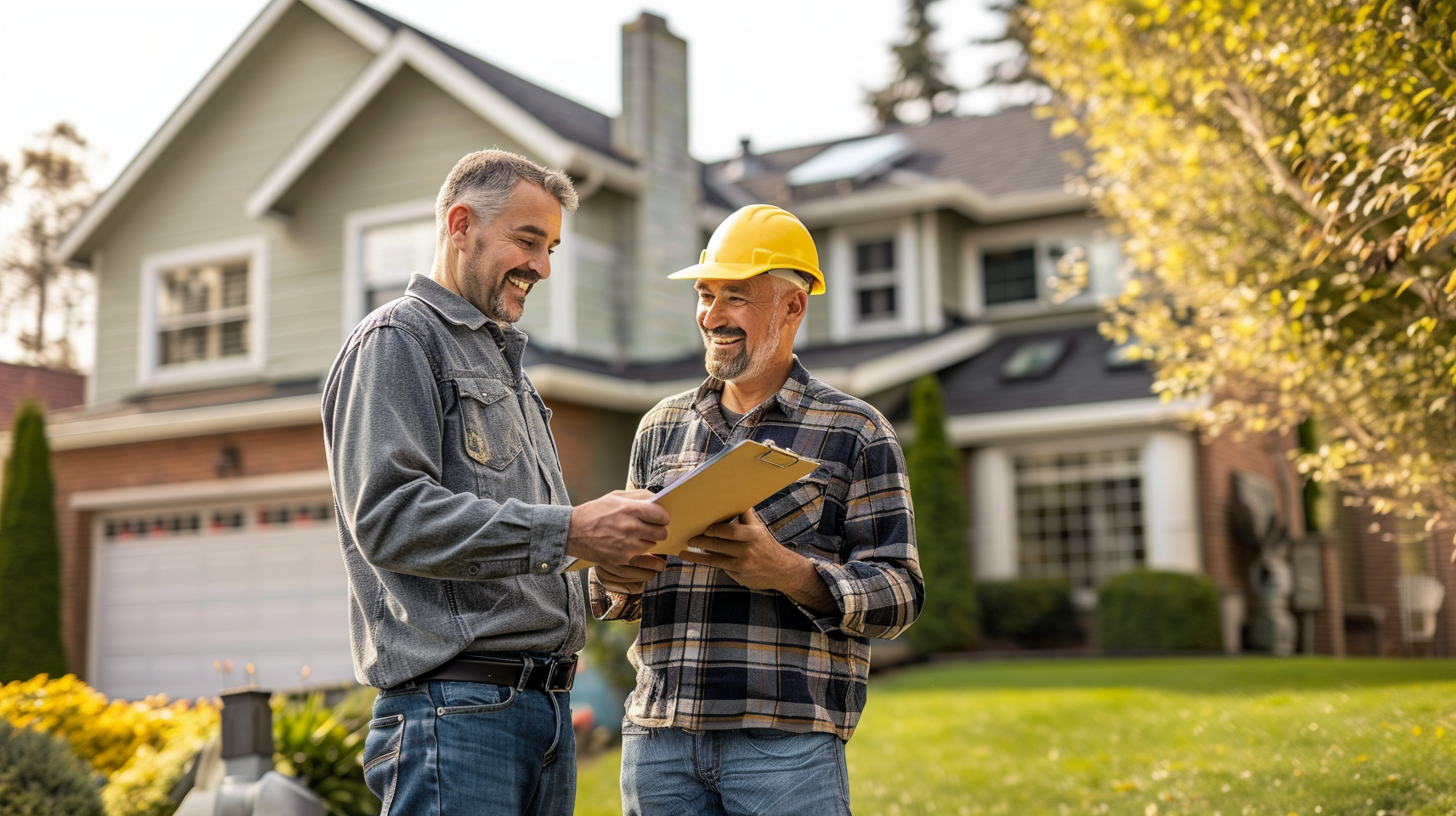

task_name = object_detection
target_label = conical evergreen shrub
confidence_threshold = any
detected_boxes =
[904,374,979,653]
[0,400,69,681]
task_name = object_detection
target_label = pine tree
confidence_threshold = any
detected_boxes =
[904,374,978,653]
[0,400,69,681]
[866,0,960,127]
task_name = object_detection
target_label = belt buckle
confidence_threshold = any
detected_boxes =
[546,656,575,692]
[515,656,538,692]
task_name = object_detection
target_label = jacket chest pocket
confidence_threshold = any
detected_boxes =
[454,377,523,471]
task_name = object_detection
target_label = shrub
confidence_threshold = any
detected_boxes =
[100,708,215,816]
[977,579,1081,647]
[584,615,640,695]
[0,401,68,682]
[0,720,104,816]
[1098,570,1222,652]
[904,375,978,653]
[273,693,378,816]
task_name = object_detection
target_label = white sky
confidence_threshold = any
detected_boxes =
[0,0,1020,369]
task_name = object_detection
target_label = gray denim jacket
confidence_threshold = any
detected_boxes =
[322,273,585,689]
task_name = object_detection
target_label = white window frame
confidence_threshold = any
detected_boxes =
[137,236,268,387]
[961,226,1100,320]
[342,198,437,337]
[828,216,921,342]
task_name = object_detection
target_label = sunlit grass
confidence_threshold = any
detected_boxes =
[573,657,1456,816]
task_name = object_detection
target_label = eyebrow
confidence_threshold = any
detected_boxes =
[513,224,559,245]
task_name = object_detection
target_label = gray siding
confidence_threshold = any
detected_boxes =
[89,4,373,405]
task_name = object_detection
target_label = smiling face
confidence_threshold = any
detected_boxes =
[695,274,806,383]
[448,179,562,323]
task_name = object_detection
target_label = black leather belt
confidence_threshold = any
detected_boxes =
[411,653,576,692]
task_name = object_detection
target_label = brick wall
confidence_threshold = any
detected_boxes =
[0,362,84,423]
[50,424,327,678]
[1195,427,1304,593]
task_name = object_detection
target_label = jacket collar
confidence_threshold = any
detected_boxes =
[406,272,489,331]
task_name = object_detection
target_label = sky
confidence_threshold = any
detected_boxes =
[0,0,1021,369]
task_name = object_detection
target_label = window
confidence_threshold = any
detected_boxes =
[855,238,897,320]
[1002,338,1069,380]
[982,246,1038,306]
[1014,447,1145,588]
[140,236,266,385]
[361,218,434,312]
[101,500,333,543]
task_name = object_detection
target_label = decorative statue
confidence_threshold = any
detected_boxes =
[1230,471,1296,656]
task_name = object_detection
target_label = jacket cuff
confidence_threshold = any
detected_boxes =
[527,504,573,576]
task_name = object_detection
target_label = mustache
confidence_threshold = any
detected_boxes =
[702,328,746,341]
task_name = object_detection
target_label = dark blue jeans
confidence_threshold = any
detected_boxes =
[363,680,575,816]
[620,726,852,816]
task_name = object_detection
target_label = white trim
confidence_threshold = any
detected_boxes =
[57,0,394,263]
[341,198,437,335]
[525,364,700,413]
[246,37,411,219]
[948,397,1198,446]
[248,29,579,219]
[1143,431,1203,573]
[137,236,270,388]
[826,218,920,343]
[45,394,320,451]
[972,447,1015,580]
[85,251,102,407]
[897,216,921,336]
[920,212,944,335]
[549,209,578,351]
[791,180,1086,230]
[71,470,333,511]
[300,0,392,50]
[85,519,104,685]
[815,324,995,397]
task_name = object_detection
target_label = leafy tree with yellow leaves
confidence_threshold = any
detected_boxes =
[1017,0,1456,536]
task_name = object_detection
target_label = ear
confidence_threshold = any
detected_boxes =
[446,203,474,252]
[784,288,808,321]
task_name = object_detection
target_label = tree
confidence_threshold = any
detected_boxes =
[0,401,68,682]
[867,0,961,127]
[1019,0,1456,539]
[0,123,96,371]
[904,374,978,653]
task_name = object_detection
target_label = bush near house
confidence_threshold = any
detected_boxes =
[904,374,978,653]
[1098,570,1222,652]
[977,579,1081,647]
[272,692,378,816]
[0,719,104,816]
[0,400,68,682]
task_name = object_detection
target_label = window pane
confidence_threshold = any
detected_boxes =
[160,326,211,365]
[160,268,216,317]
[1014,448,1145,588]
[219,320,249,357]
[855,239,894,274]
[857,286,897,318]
[221,266,249,309]
[364,219,435,290]
[983,247,1038,305]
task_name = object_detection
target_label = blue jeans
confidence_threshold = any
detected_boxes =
[362,680,575,816]
[620,726,852,816]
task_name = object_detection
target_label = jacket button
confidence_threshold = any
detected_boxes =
[538,562,551,573]
[467,565,479,576]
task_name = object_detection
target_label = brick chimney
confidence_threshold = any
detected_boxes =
[614,13,701,361]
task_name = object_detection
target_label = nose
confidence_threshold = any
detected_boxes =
[699,297,727,331]
[527,247,552,280]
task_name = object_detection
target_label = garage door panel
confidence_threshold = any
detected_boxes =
[95,506,354,702]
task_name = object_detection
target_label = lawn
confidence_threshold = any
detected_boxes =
[572,657,1456,816]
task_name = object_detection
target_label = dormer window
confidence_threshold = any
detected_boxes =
[982,246,1038,306]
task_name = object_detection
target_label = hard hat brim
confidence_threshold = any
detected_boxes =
[668,261,826,295]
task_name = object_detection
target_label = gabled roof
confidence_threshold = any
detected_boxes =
[708,107,1091,226]
[58,0,640,263]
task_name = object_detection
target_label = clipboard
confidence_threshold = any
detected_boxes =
[566,439,819,572]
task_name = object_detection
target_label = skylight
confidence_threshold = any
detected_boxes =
[1001,338,1070,380]
[785,133,912,187]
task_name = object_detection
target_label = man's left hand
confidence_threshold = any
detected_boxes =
[677,509,837,613]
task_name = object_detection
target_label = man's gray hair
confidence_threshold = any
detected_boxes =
[435,149,579,245]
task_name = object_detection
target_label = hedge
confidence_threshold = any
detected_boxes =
[1097,570,1222,652]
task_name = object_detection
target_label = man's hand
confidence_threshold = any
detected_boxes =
[592,554,667,595]
[566,490,670,567]
[676,509,837,614]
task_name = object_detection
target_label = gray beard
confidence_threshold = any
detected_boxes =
[703,319,782,382]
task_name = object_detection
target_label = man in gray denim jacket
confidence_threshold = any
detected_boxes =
[323,150,669,816]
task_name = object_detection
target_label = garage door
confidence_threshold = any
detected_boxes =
[92,497,354,702]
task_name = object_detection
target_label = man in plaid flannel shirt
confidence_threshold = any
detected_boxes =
[589,205,923,816]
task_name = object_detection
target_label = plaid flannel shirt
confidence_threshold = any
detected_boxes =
[589,357,923,740]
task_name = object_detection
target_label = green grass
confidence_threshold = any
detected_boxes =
[573,658,1456,816]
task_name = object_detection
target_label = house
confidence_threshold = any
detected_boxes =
[30,0,1453,702]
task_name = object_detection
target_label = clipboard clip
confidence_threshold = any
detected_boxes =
[757,440,802,469]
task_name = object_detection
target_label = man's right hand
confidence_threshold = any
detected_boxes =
[566,490,670,567]
[592,554,667,595]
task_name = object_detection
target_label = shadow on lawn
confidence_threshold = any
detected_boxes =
[877,656,1456,696]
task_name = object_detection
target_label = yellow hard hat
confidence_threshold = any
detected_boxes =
[669,204,826,295]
